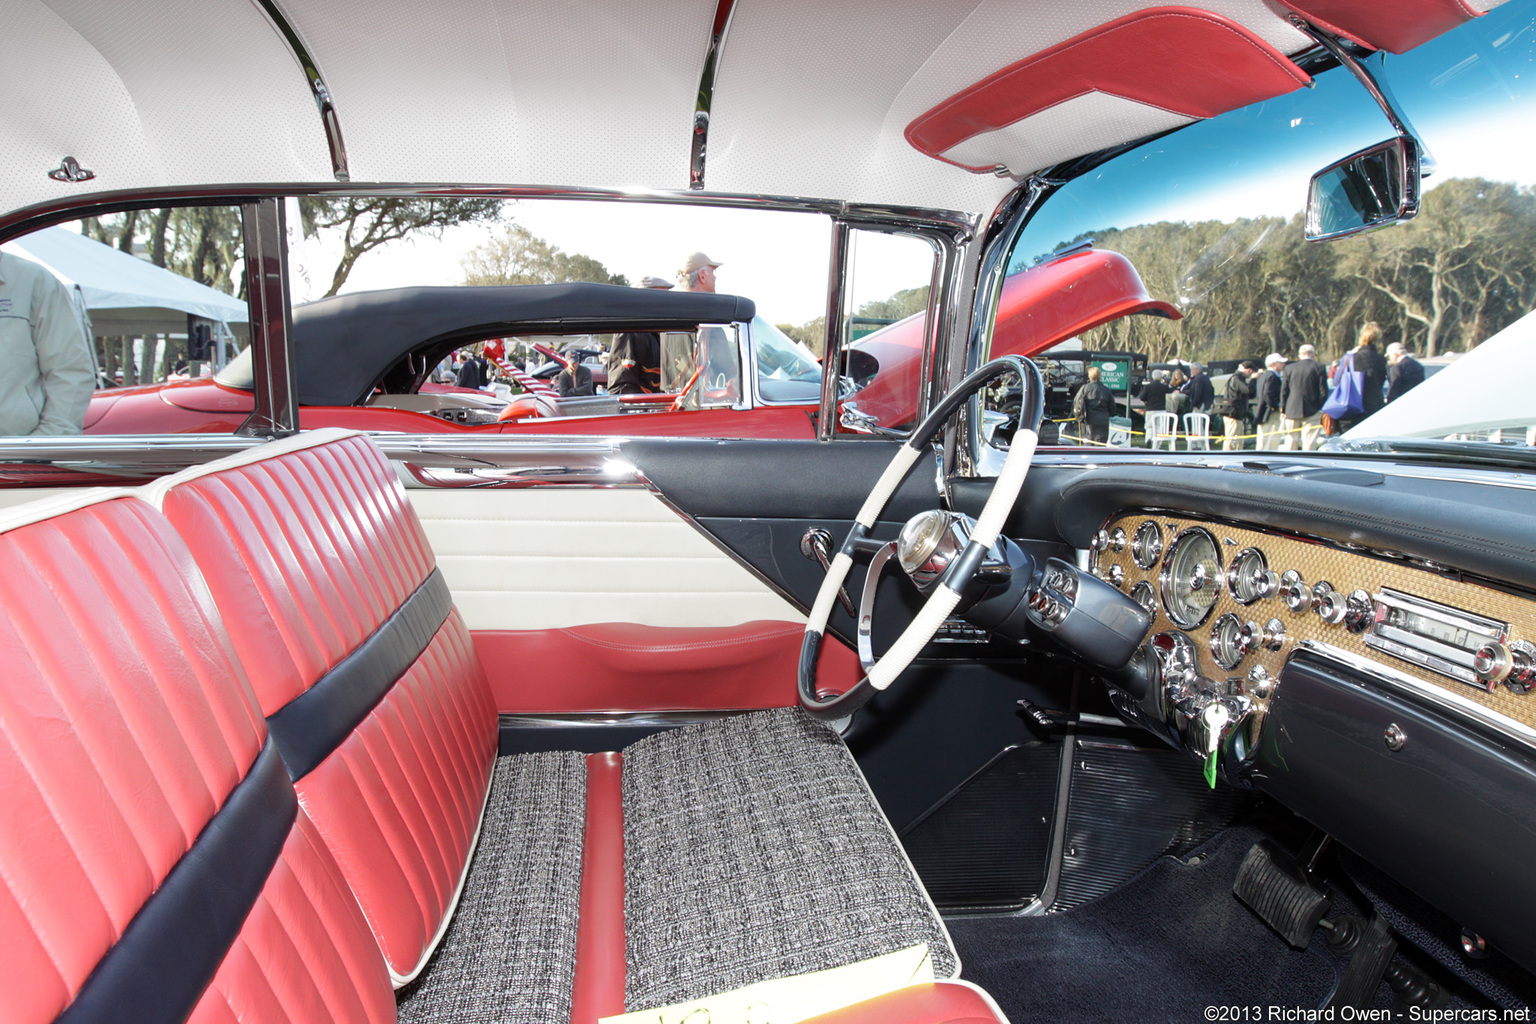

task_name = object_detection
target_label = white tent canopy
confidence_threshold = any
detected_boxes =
[1,226,248,339]
[1344,309,1536,441]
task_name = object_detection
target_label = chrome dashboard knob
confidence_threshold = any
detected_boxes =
[1343,590,1374,633]
[1474,641,1513,688]
[1316,586,1347,625]
[1279,571,1310,613]
[1504,641,1536,695]
[1262,618,1287,651]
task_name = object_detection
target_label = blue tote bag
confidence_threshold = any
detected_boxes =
[1322,352,1365,419]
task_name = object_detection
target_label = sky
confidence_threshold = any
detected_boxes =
[288,196,936,327]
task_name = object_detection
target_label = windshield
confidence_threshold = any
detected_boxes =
[999,1,1536,457]
[752,315,823,403]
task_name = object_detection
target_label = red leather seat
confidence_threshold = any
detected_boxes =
[146,429,500,986]
[0,492,396,1024]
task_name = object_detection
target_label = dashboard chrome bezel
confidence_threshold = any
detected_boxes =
[1131,520,1163,569]
[1226,546,1271,605]
[1159,525,1223,630]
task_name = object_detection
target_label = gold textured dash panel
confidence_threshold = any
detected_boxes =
[1094,512,1536,732]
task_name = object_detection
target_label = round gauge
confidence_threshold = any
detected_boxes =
[1160,527,1222,628]
[1210,613,1248,670]
[1131,521,1163,569]
[1226,547,1275,605]
[1130,580,1157,616]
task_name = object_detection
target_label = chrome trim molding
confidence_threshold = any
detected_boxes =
[1295,640,1536,752]
[690,0,739,190]
[0,183,976,245]
[251,0,350,181]
[817,220,852,441]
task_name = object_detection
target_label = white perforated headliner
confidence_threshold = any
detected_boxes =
[0,0,1498,221]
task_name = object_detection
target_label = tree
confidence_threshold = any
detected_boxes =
[460,224,627,286]
[299,197,504,296]
[857,286,929,321]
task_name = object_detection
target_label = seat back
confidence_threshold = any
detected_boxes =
[146,429,499,984]
[0,492,395,1024]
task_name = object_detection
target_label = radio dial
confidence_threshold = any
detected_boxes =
[1505,641,1536,695]
[1473,641,1513,689]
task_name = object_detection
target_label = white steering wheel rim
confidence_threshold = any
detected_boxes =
[799,356,1043,716]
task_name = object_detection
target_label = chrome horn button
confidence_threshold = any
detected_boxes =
[896,510,972,591]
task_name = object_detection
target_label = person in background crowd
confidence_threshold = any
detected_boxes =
[1181,361,1214,413]
[1280,343,1328,450]
[1219,360,1260,451]
[556,355,595,397]
[1386,341,1425,403]
[679,252,736,398]
[609,276,672,394]
[0,252,95,435]
[1340,321,1388,431]
[1252,352,1286,450]
[456,345,490,389]
[1072,365,1113,445]
[1166,369,1191,416]
[678,251,721,293]
[1137,369,1171,412]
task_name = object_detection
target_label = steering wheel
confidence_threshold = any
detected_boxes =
[799,355,1045,719]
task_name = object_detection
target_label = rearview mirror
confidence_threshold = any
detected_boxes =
[1305,136,1420,242]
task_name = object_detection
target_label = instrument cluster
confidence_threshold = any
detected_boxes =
[1089,513,1536,747]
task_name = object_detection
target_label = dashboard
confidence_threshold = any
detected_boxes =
[1090,511,1536,755]
[1084,509,1536,974]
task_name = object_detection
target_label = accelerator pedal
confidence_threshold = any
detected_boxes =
[1320,915,1398,1009]
[1233,839,1330,949]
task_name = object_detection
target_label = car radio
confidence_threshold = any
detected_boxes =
[1365,587,1510,688]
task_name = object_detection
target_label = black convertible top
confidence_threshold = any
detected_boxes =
[224,283,756,406]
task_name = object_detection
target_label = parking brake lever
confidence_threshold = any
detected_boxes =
[800,528,856,617]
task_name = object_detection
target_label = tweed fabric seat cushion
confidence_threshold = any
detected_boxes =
[397,750,587,1024]
[621,708,958,1011]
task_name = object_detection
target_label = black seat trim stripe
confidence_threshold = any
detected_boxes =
[267,568,454,781]
[57,741,296,1024]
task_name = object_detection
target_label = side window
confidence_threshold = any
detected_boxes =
[837,230,936,435]
[0,207,250,437]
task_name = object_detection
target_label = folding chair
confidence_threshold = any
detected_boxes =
[1184,411,1211,451]
[1145,410,1177,450]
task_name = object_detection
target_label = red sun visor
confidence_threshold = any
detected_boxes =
[1277,0,1483,55]
[906,6,1311,175]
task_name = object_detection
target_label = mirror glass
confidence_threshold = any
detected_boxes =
[1305,137,1419,241]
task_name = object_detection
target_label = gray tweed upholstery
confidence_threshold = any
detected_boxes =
[397,751,587,1024]
[621,708,957,1011]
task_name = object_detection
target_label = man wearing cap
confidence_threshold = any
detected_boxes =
[608,276,674,394]
[1252,353,1285,450]
[679,251,721,292]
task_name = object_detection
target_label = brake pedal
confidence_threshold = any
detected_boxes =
[1233,839,1330,949]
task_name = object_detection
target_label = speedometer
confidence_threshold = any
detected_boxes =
[1160,527,1222,628]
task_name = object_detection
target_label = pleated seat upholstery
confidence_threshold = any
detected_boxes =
[0,492,396,1024]
[145,430,512,986]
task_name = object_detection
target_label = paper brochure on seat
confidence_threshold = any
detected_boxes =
[599,943,934,1024]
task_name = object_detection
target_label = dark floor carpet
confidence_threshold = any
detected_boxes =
[947,828,1341,1023]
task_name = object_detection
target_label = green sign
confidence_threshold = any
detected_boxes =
[1094,357,1131,391]
[848,316,896,343]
